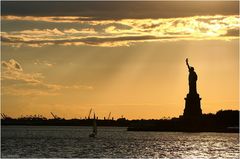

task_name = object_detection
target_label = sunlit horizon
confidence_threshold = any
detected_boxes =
[1,1,239,120]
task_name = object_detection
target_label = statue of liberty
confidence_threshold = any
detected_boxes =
[183,58,202,120]
[186,58,198,94]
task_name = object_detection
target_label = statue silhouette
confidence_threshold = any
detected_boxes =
[186,58,197,94]
[183,58,202,120]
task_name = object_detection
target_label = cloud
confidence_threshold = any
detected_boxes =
[2,59,93,96]
[2,1,238,19]
[1,15,239,47]
[2,86,60,96]
[2,59,23,71]
[2,59,43,83]
[1,34,174,47]
[34,60,54,67]
[223,29,239,37]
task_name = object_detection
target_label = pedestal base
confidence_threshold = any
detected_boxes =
[183,93,202,120]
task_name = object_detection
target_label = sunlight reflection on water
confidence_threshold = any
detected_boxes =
[1,126,239,158]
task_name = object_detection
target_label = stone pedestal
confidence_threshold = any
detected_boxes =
[183,93,202,120]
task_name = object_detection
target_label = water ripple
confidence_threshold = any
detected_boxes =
[1,126,239,158]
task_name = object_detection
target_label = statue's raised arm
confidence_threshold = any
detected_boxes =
[186,58,190,70]
[185,58,198,94]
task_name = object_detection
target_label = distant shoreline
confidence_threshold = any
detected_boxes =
[2,110,239,133]
[1,125,238,133]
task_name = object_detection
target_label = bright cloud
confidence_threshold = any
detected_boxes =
[1,15,239,47]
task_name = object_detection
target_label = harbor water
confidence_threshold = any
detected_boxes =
[1,126,239,158]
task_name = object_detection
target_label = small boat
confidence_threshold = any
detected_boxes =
[89,113,97,138]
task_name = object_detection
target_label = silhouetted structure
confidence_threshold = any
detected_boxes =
[183,58,202,120]
[1,110,239,132]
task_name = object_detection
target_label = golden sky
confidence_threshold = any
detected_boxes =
[1,1,239,119]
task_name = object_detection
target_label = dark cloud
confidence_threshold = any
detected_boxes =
[14,62,22,70]
[2,1,239,19]
[224,29,240,37]
[1,35,177,47]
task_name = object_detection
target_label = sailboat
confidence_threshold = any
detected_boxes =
[89,113,97,138]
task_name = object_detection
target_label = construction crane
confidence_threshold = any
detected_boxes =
[1,113,11,120]
[50,112,60,119]
[1,113,6,119]
[88,108,92,119]
[107,112,111,120]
